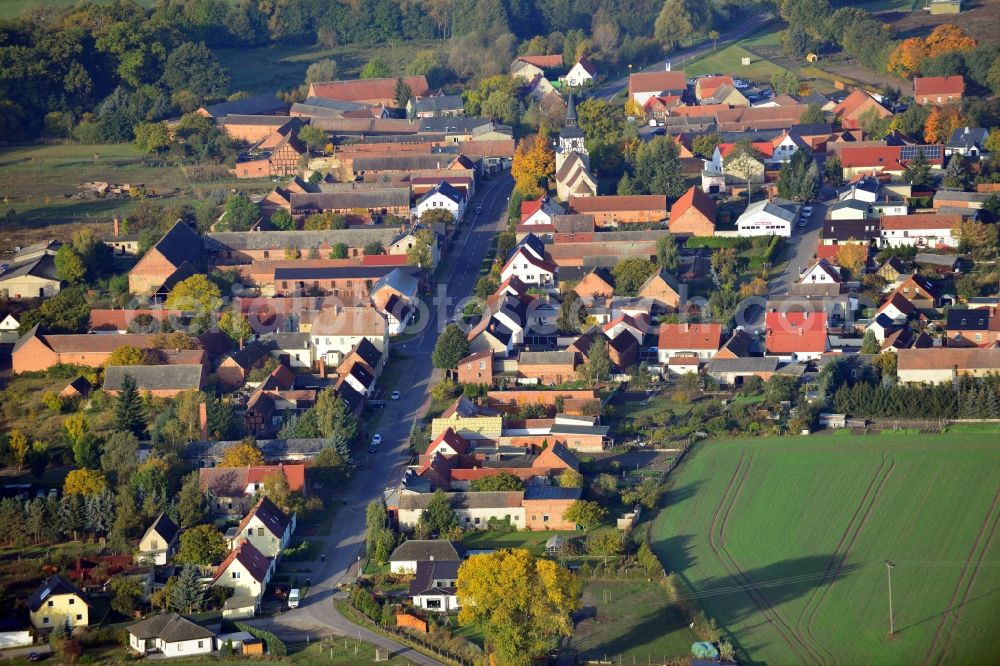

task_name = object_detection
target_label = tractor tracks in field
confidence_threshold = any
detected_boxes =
[924,484,1000,666]
[798,454,896,665]
[707,449,826,665]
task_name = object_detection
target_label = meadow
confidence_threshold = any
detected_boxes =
[651,433,1000,665]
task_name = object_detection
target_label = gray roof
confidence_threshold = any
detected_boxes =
[738,199,799,225]
[273,265,407,281]
[704,357,780,374]
[0,254,59,283]
[129,613,215,642]
[411,95,465,114]
[934,190,991,203]
[184,437,325,461]
[28,575,86,612]
[222,114,292,126]
[397,491,524,511]
[104,365,203,392]
[417,117,497,134]
[151,220,203,267]
[518,351,577,366]
[227,340,270,370]
[143,512,179,546]
[409,560,460,595]
[289,189,411,212]
[202,93,286,119]
[389,539,461,562]
[354,154,455,172]
[372,267,419,299]
[523,486,582,501]
[946,126,988,149]
[290,97,369,116]
[223,596,258,610]
[549,423,609,436]
[829,200,870,213]
[418,181,464,205]
[260,331,311,349]
[207,227,399,251]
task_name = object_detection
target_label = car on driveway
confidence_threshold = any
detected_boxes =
[372,433,382,445]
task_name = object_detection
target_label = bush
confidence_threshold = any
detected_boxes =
[486,516,516,532]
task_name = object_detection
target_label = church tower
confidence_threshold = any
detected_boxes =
[556,92,588,171]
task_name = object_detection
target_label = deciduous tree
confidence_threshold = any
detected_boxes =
[64,469,108,496]
[457,549,581,666]
[511,131,555,196]
[177,524,227,565]
[469,472,524,492]
[836,243,868,277]
[219,311,252,347]
[54,246,86,283]
[612,257,656,296]
[220,439,264,467]
[418,489,458,536]
[433,324,471,372]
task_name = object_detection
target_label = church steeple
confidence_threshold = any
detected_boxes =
[558,91,585,158]
[565,91,577,126]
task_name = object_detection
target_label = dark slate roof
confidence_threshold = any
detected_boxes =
[0,254,59,283]
[128,613,215,642]
[202,93,286,119]
[336,381,365,413]
[104,365,203,392]
[704,357,780,374]
[549,423,609,436]
[411,95,465,114]
[409,560,460,595]
[184,437,325,461]
[371,267,419,299]
[152,221,203,268]
[27,575,86,612]
[214,540,271,583]
[396,491,523,510]
[353,155,455,172]
[145,512,179,545]
[227,341,270,370]
[417,117,498,134]
[523,486,582,501]
[418,180,465,206]
[946,126,988,150]
[389,539,461,562]
[351,338,383,369]
[207,227,399,251]
[947,308,991,331]
[346,361,375,388]
[242,496,291,539]
[790,122,833,135]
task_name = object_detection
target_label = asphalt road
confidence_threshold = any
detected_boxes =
[592,13,775,101]
[248,173,514,662]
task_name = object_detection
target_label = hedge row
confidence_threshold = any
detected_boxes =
[233,621,287,656]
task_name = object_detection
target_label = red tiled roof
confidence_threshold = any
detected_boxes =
[878,291,916,317]
[881,214,962,230]
[361,254,409,267]
[521,199,543,221]
[568,195,668,213]
[765,311,828,354]
[516,54,565,69]
[697,75,734,97]
[658,323,723,351]
[629,70,687,94]
[425,427,469,456]
[667,356,700,365]
[718,142,774,159]
[309,76,430,103]
[502,246,558,275]
[670,186,717,222]
[914,75,964,97]
[213,540,271,584]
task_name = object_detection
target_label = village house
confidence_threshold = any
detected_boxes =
[128,614,216,657]
[406,94,465,119]
[669,186,717,237]
[628,70,687,106]
[137,513,179,565]
[308,76,431,107]
[657,323,723,361]
[389,540,461,574]
[369,268,419,335]
[0,252,61,300]
[520,198,566,228]
[458,349,494,386]
[104,364,206,398]
[510,54,564,80]
[221,115,297,144]
[229,496,295,558]
[199,464,306,517]
[765,311,829,360]
[397,491,526,532]
[501,235,558,287]
[893,273,939,309]
[897,348,1000,384]
[564,57,597,87]
[736,199,799,238]
[913,75,964,106]
[415,181,466,221]
[234,123,307,179]
[567,195,668,227]
[11,328,205,375]
[28,575,89,630]
[832,88,893,129]
[879,214,961,248]
[430,396,503,441]
[260,332,314,369]
[216,341,271,389]
[410,561,460,612]
[212,540,274,601]
[840,145,945,180]
[198,93,287,120]
[946,308,1000,347]
[289,189,411,224]
[946,126,990,159]
[308,305,389,367]
[573,269,615,303]
[128,220,203,297]
[636,270,682,312]
[517,350,578,384]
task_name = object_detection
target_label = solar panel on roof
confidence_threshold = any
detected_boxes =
[900,145,942,160]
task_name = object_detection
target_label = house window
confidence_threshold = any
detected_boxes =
[258,527,265,536]
[232,571,240,579]
[264,251,270,259]
[543,515,549,522]
[198,641,204,649]
[47,601,54,607]
[43,618,50,625]
[69,598,75,605]
[150,539,158,550]
[426,598,442,609]
[75,614,82,621]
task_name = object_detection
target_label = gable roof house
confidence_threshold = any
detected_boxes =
[564,57,597,87]
[879,214,961,248]
[128,613,216,657]
[669,186,717,237]
[946,126,990,159]
[765,311,829,360]
[555,152,597,200]
[230,496,295,558]
[913,75,964,106]
[567,195,668,227]
[198,93,286,120]
[199,464,307,517]
[736,199,798,238]
[946,307,1000,347]
[628,70,687,106]
[897,348,1000,384]
[832,89,893,129]
[309,305,389,367]
[840,145,945,179]
[520,197,566,229]
[636,270,682,313]
[389,540,461,574]
[510,54,565,80]
[137,513,180,565]
[308,76,431,107]
[11,329,204,375]
[369,268,419,335]
[406,93,465,119]
[501,238,558,287]
[410,560,460,612]
[104,364,206,398]
[0,253,61,300]
[28,575,89,630]
[573,269,615,303]
[212,540,274,601]
[128,221,203,297]
[657,323,722,361]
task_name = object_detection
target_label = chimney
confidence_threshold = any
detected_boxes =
[112,215,121,237]
[199,402,209,441]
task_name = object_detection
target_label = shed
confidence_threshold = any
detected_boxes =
[222,595,257,620]
[545,535,565,555]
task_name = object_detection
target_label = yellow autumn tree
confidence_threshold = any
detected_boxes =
[457,549,581,666]
[220,438,264,467]
[837,242,869,277]
[9,429,29,470]
[511,130,555,197]
[924,105,963,144]
[64,469,108,496]
[887,24,976,77]
[887,38,928,77]
[924,24,977,57]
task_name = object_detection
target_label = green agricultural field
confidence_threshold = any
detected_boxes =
[0,0,155,20]
[652,433,1000,665]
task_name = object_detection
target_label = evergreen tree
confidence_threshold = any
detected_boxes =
[903,149,931,187]
[860,330,880,354]
[170,564,205,613]
[114,374,146,437]
[58,494,85,540]
[27,498,50,543]
[943,156,969,190]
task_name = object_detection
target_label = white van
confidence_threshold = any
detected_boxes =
[288,588,300,609]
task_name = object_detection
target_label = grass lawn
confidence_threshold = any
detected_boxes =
[213,40,441,95]
[461,529,581,556]
[565,580,700,662]
[683,43,789,86]
[652,433,1000,665]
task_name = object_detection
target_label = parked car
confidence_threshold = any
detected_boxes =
[475,206,483,214]
[288,589,300,609]
[372,433,382,445]
[368,442,379,454]
[390,391,401,400]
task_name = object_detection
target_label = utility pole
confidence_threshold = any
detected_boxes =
[882,560,895,637]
